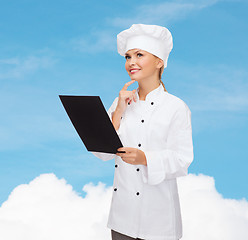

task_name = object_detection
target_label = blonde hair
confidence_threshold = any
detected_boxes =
[158,65,167,92]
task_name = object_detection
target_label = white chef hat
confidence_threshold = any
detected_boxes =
[117,24,173,68]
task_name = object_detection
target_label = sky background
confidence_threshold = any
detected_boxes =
[0,0,248,238]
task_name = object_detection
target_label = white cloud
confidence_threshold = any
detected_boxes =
[108,0,220,28]
[0,55,56,79]
[0,89,74,151]
[165,63,248,133]
[0,173,247,240]
[0,114,74,151]
[70,30,116,53]
[0,174,112,240]
[70,0,231,54]
[169,64,248,112]
[178,174,248,239]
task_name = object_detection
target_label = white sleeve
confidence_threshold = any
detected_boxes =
[90,97,120,161]
[141,103,194,185]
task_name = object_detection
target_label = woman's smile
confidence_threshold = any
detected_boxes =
[125,49,162,82]
[130,68,141,74]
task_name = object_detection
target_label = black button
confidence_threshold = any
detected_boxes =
[138,143,141,147]
[151,102,154,105]
[128,102,130,105]
[136,168,140,171]
[114,188,117,191]
[141,119,144,123]
[136,192,140,196]
[115,164,118,168]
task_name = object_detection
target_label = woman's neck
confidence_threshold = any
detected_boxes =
[138,80,160,101]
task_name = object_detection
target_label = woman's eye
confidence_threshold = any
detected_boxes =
[125,55,130,60]
[137,53,143,57]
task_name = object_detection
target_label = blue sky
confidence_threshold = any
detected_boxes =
[0,0,248,205]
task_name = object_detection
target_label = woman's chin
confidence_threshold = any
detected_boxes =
[129,76,139,81]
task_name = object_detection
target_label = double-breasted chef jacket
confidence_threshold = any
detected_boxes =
[91,83,194,240]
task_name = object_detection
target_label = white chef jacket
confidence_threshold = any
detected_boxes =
[91,83,193,240]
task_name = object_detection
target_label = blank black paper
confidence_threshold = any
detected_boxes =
[59,95,123,154]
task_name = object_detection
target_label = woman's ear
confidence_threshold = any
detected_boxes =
[156,58,164,69]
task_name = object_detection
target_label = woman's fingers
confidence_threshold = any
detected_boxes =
[122,155,136,160]
[117,147,134,152]
[117,148,136,156]
[125,93,137,105]
[122,80,135,91]
[117,81,136,113]
[120,80,136,102]
[127,90,137,104]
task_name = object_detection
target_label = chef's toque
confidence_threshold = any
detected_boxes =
[117,24,173,68]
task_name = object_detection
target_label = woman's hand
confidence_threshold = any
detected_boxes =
[116,80,137,116]
[111,80,137,131]
[116,147,147,166]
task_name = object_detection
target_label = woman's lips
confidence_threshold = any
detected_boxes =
[130,69,140,74]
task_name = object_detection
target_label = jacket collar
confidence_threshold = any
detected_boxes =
[135,83,164,102]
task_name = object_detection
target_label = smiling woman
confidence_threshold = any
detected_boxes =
[91,24,193,240]
[124,49,165,99]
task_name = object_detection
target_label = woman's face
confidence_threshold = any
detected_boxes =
[124,49,163,82]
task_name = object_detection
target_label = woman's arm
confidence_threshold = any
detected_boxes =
[141,103,194,185]
[91,80,137,160]
[112,108,122,131]
[116,102,193,185]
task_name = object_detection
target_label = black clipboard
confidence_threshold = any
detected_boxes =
[59,95,124,154]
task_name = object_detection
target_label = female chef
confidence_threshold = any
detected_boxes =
[91,24,194,240]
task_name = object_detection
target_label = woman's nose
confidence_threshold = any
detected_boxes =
[129,57,136,66]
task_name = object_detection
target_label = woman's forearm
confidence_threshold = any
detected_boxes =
[112,108,123,131]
